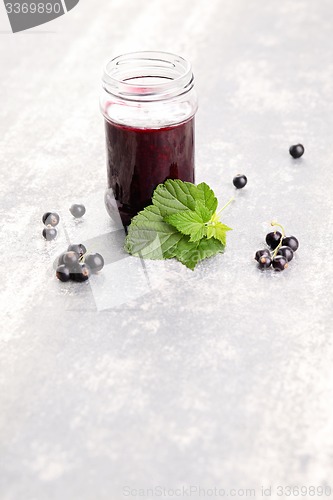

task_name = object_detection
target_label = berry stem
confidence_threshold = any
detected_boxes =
[216,197,234,216]
[270,221,285,258]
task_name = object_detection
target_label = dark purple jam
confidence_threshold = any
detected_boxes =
[105,117,195,226]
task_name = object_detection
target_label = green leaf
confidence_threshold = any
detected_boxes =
[196,182,218,213]
[152,179,199,216]
[175,237,225,270]
[152,179,219,220]
[125,180,232,270]
[194,200,213,222]
[124,205,183,259]
[165,201,212,243]
[206,221,232,245]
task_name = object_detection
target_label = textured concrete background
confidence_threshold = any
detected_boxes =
[1,1,333,499]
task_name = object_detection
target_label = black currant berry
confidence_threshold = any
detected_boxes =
[258,255,272,269]
[85,253,104,273]
[57,252,66,265]
[63,251,80,269]
[71,264,91,282]
[70,204,86,218]
[42,212,60,227]
[255,249,271,262]
[289,144,304,159]
[42,227,57,241]
[68,243,87,256]
[233,174,247,189]
[282,236,299,252]
[277,245,294,262]
[266,231,282,250]
[272,255,288,271]
[56,265,71,282]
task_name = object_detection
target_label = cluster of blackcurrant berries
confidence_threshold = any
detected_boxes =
[56,243,104,282]
[42,204,86,241]
[255,223,299,272]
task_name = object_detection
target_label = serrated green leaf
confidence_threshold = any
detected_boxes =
[165,201,213,243]
[124,205,183,259]
[196,182,218,213]
[165,211,205,242]
[175,237,225,270]
[125,180,232,270]
[152,179,219,220]
[152,179,201,216]
[194,201,212,222]
[206,222,232,245]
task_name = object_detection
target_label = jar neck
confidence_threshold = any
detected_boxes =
[102,51,194,102]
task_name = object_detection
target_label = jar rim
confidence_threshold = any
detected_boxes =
[102,51,194,101]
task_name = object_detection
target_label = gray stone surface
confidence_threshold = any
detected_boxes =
[1,1,333,499]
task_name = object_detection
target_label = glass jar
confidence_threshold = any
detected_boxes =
[100,51,198,226]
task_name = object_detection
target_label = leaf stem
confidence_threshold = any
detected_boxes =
[216,197,235,216]
[271,221,286,258]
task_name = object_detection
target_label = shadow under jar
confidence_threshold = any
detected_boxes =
[100,51,198,226]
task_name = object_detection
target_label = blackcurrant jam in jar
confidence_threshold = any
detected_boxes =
[100,51,198,226]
